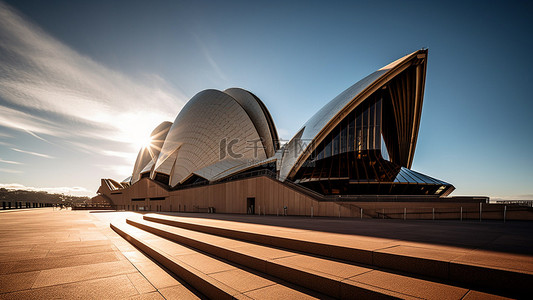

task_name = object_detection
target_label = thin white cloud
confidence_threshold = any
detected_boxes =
[24,129,50,143]
[0,105,66,138]
[492,194,533,201]
[95,164,133,180]
[101,150,138,163]
[193,34,228,82]
[0,183,92,196]
[11,148,54,159]
[64,141,137,166]
[0,2,186,154]
[0,168,22,174]
[0,158,22,165]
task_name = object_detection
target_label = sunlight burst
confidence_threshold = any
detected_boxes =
[134,134,153,151]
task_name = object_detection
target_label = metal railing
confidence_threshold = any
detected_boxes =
[350,204,531,221]
[495,200,533,207]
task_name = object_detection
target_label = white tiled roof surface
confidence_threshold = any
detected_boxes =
[140,160,154,174]
[154,89,267,186]
[131,121,172,184]
[211,157,277,182]
[192,158,248,181]
[223,88,277,157]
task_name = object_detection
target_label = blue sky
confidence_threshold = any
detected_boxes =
[0,0,531,199]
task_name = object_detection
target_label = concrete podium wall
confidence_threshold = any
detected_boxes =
[95,176,533,220]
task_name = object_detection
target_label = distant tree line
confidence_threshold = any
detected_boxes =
[0,188,90,206]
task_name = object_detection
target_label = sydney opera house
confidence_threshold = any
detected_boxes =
[93,49,463,216]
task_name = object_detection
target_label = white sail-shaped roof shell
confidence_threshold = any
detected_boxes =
[279,50,427,181]
[153,89,272,187]
[223,88,279,157]
[131,121,172,184]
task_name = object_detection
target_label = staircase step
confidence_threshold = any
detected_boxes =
[143,213,531,297]
[110,220,327,300]
[126,218,492,300]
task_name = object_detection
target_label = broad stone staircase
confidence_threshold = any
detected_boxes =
[111,214,527,299]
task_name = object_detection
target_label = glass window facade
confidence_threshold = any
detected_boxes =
[293,91,454,196]
[312,95,383,162]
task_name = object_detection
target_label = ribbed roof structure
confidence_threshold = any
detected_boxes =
[131,121,172,184]
[153,89,277,187]
[223,88,279,157]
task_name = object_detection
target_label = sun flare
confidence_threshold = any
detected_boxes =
[136,135,153,150]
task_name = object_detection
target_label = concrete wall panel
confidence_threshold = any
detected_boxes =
[99,176,533,220]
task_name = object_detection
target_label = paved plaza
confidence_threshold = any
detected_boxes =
[0,208,531,299]
[0,208,199,299]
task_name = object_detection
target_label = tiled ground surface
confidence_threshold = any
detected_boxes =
[0,208,199,299]
[1,208,531,299]
[122,217,525,299]
[112,221,327,299]
[151,212,533,274]
[154,212,533,254]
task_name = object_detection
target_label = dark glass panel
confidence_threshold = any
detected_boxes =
[356,108,363,151]
[381,134,390,161]
[362,126,368,151]
[340,122,347,154]
[375,98,382,149]
[405,169,426,184]
[348,117,355,152]
[369,102,375,149]
[332,131,339,156]
[411,169,441,184]
[324,139,331,158]
[316,147,324,160]
[362,105,369,150]
[399,168,417,183]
